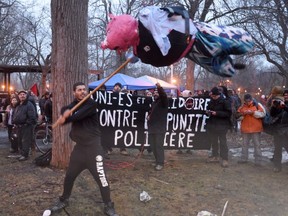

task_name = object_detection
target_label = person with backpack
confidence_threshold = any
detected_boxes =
[237,94,265,165]
[269,89,288,172]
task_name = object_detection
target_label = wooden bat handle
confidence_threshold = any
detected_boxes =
[52,57,132,129]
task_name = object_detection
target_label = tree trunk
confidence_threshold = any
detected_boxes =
[185,59,195,92]
[51,0,88,168]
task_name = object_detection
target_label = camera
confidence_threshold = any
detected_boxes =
[272,100,281,106]
[272,99,282,107]
[205,110,213,116]
[272,99,285,108]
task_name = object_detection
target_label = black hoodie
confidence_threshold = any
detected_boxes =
[61,98,101,144]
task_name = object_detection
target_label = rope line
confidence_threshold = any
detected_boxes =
[104,144,146,170]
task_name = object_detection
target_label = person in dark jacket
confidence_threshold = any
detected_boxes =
[12,90,37,161]
[205,87,232,167]
[39,91,50,115]
[147,83,168,171]
[269,90,288,172]
[44,93,53,123]
[49,82,118,216]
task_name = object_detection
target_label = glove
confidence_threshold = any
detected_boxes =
[125,51,139,63]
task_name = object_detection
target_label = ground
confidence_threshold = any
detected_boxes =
[0,127,288,216]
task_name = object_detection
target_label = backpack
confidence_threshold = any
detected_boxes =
[254,102,269,121]
[33,148,52,167]
[255,102,281,135]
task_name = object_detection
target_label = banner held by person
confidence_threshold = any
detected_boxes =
[94,91,211,150]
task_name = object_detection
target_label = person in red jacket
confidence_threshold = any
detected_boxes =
[237,94,265,165]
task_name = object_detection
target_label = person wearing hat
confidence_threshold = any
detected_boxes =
[110,82,129,155]
[266,85,284,111]
[237,94,265,165]
[205,86,232,167]
[147,82,168,171]
[269,88,288,172]
[12,90,37,161]
[113,82,122,92]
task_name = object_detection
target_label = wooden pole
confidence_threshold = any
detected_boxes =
[52,57,132,129]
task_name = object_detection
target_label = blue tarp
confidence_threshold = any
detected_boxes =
[88,73,156,90]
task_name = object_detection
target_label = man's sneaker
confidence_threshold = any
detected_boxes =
[206,157,219,163]
[50,198,69,213]
[120,149,128,155]
[104,202,119,216]
[18,156,28,161]
[155,165,163,171]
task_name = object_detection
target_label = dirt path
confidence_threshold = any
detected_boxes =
[0,128,287,216]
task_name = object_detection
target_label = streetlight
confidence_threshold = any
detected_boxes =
[170,64,174,84]
[224,79,230,87]
[170,64,175,95]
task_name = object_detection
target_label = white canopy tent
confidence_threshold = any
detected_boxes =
[137,75,177,90]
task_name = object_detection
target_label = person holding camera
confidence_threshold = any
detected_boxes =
[237,94,265,165]
[269,89,288,172]
[205,87,232,167]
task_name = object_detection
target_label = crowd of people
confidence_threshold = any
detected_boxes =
[0,82,287,216]
[2,84,287,171]
[203,85,288,172]
[1,90,52,160]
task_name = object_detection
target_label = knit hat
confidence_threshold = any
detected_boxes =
[113,82,122,88]
[244,94,252,101]
[271,86,283,95]
[18,90,27,95]
[283,89,288,95]
[210,87,220,95]
[274,96,284,101]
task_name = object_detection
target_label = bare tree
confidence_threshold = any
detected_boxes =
[18,14,52,95]
[64,0,287,98]
[222,0,288,87]
[250,0,287,85]
[51,0,89,168]
[0,1,51,91]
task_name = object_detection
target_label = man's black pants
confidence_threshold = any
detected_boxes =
[60,140,111,204]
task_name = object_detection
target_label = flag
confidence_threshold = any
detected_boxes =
[30,83,39,97]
